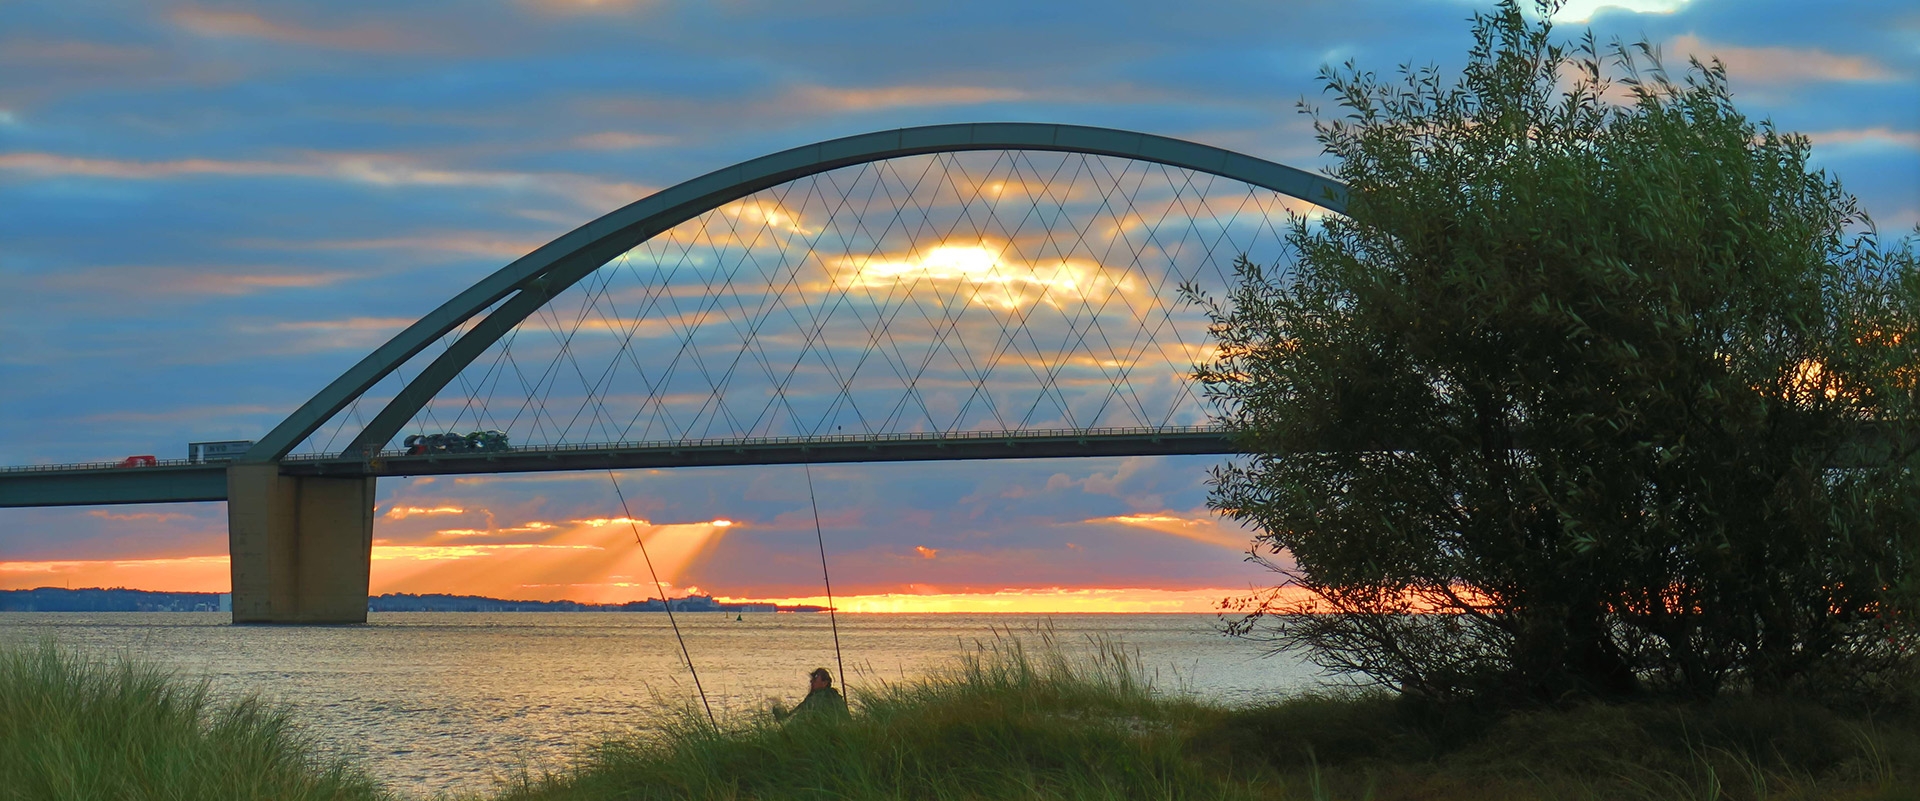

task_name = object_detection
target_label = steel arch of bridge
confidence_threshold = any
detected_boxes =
[246,122,1349,464]
[247,122,1344,464]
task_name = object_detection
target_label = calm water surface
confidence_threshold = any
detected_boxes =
[0,612,1316,796]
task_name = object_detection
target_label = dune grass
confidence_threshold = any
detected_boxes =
[4,632,1916,800]
[487,628,1920,801]
[484,630,1244,801]
[0,640,385,801]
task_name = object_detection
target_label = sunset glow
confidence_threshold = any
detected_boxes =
[0,555,233,593]
[737,587,1263,614]
[5,0,1905,625]
[837,243,1135,311]
[0,552,1274,614]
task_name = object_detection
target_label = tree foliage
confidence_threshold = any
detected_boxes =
[1194,0,1920,704]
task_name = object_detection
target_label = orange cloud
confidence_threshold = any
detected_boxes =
[914,546,939,559]
[0,152,655,212]
[172,8,401,51]
[0,152,323,180]
[1667,34,1898,84]
[85,510,197,523]
[792,85,1031,112]
[740,587,1252,614]
[384,505,467,520]
[1087,510,1249,550]
[42,267,356,297]
[1807,127,1920,152]
[572,131,675,150]
[242,232,545,260]
[518,0,661,16]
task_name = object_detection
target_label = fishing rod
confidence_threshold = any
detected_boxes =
[804,463,847,691]
[608,469,716,728]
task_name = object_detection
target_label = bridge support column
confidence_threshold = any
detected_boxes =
[226,463,375,624]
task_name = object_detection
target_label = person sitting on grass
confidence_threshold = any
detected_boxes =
[775,667,848,721]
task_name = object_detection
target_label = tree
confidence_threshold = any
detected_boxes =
[1193,0,1920,704]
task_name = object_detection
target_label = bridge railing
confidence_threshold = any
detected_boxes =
[0,425,1231,475]
[0,457,204,474]
[280,424,1232,464]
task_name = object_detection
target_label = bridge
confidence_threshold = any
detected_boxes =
[0,123,1347,623]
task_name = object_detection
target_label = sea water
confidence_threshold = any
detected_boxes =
[0,612,1319,796]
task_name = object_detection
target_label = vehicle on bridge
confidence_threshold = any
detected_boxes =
[188,440,255,463]
[403,430,509,455]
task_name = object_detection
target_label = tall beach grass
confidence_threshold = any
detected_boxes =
[0,640,384,801]
[3,630,1916,800]
[486,626,1247,801]
[486,626,1920,801]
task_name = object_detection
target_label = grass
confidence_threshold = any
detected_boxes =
[0,640,385,801]
[482,628,1920,801]
[4,631,1918,800]
[483,629,1243,801]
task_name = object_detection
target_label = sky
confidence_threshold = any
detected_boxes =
[2,0,1916,612]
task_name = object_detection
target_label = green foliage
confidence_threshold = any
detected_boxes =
[0,640,384,801]
[1192,0,1920,703]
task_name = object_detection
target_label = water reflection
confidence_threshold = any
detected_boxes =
[0,612,1315,796]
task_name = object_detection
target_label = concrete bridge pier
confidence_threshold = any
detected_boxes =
[226,463,375,624]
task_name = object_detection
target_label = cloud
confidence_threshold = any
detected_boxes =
[77,404,278,424]
[1548,0,1690,23]
[240,232,546,261]
[517,0,662,16]
[264,316,416,333]
[0,39,152,67]
[171,7,403,51]
[791,84,1034,112]
[1807,127,1920,153]
[40,267,357,297]
[0,152,656,212]
[1665,34,1898,84]
[0,152,326,180]
[231,316,416,354]
[914,545,938,559]
[1086,510,1248,550]
[372,543,600,561]
[739,586,1251,613]
[85,510,197,523]
[384,505,468,520]
[572,132,676,150]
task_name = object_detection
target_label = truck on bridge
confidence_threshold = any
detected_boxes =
[187,440,254,463]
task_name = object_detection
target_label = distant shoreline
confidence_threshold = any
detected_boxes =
[0,587,827,613]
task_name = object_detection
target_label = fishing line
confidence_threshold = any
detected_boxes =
[804,463,847,690]
[607,469,716,728]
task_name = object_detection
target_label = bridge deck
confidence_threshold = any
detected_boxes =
[0,427,1236,507]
